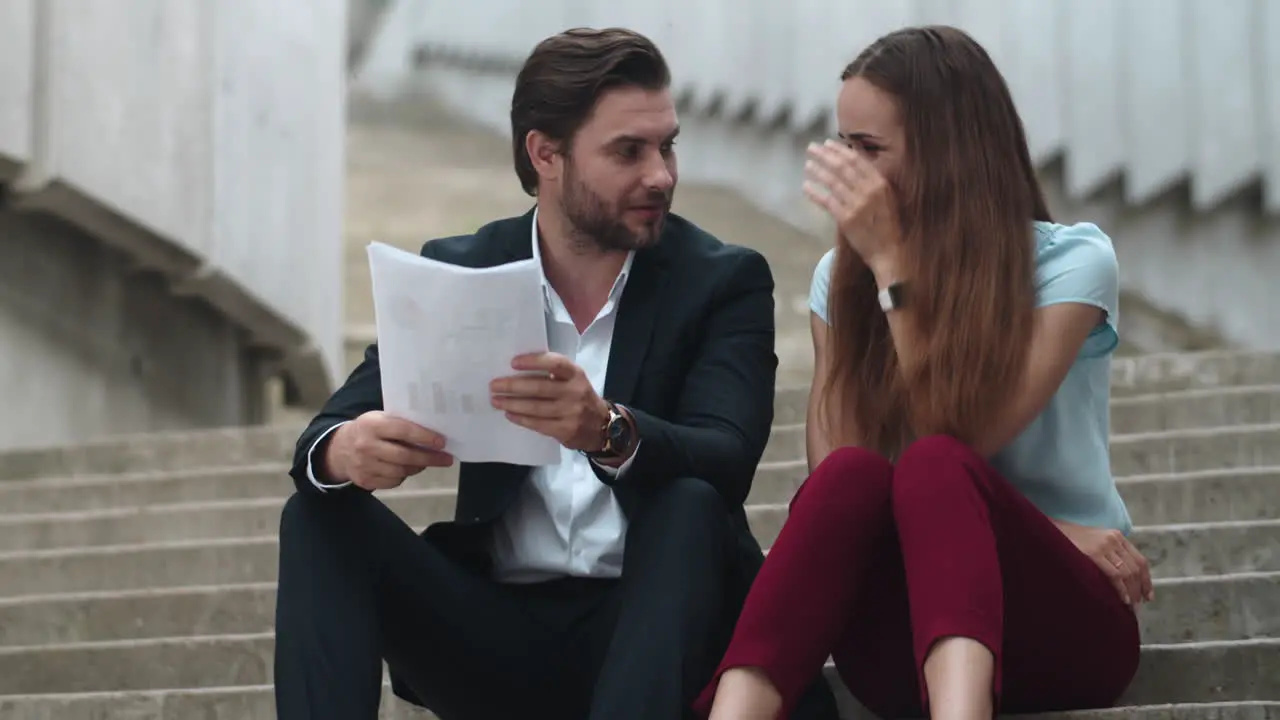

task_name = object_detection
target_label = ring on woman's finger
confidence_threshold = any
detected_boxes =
[1111,557,1126,569]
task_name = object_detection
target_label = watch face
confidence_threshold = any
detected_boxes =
[608,416,630,448]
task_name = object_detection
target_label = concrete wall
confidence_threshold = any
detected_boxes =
[0,209,265,451]
[363,0,1280,352]
[0,0,349,448]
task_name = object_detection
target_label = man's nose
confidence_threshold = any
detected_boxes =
[644,157,674,193]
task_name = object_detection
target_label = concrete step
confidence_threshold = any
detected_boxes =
[0,427,299,482]
[1,630,1277,706]
[1109,424,1280,477]
[750,513,1280,580]
[3,570,1274,650]
[762,423,1280,473]
[1111,386,1280,433]
[0,464,456,515]
[0,634,273,695]
[5,686,1275,720]
[3,461,1277,530]
[771,384,1280,432]
[3,351,1277,483]
[1109,351,1280,398]
[0,515,1274,599]
[3,466,1280,553]
[0,489,452,551]
[747,464,1280,525]
[0,684,415,720]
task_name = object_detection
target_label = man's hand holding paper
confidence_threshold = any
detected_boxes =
[324,412,454,491]
[489,352,611,453]
[366,242,563,467]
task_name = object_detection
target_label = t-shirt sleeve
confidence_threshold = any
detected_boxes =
[808,248,837,324]
[1035,221,1120,358]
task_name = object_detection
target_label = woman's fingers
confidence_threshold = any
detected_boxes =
[1121,537,1155,602]
[1101,548,1134,605]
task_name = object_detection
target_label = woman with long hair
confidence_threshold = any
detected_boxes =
[693,25,1150,720]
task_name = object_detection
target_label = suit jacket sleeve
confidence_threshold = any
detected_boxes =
[287,342,385,494]
[601,249,777,509]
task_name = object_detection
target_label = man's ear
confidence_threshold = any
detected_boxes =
[525,130,563,184]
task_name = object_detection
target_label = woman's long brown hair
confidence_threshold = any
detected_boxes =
[819,26,1052,457]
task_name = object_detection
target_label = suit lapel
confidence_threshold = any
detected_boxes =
[496,207,536,263]
[604,243,668,405]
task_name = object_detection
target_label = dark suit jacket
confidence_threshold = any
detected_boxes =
[288,206,778,692]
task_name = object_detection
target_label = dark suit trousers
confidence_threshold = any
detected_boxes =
[273,477,735,720]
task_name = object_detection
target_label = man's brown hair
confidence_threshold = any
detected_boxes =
[510,28,671,196]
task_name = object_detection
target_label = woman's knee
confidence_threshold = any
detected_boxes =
[892,434,983,509]
[792,446,895,513]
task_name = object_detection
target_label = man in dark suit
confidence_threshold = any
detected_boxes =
[273,26,839,720]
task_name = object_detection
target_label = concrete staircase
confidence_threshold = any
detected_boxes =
[0,351,1278,718]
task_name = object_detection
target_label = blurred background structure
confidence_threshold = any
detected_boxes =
[2,0,1277,451]
[0,0,348,451]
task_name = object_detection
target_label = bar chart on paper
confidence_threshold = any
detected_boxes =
[407,377,480,417]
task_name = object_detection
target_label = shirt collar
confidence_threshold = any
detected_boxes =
[531,206,635,309]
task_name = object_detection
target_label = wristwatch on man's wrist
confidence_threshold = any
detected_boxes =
[585,401,636,461]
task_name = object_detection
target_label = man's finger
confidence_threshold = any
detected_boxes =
[419,450,454,468]
[372,415,445,450]
[504,413,564,442]
[353,458,408,490]
[490,375,562,399]
[492,396,562,419]
[370,439,444,468]
[510,352,576,378]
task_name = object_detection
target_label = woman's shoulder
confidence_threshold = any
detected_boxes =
[1029,220,1121,351]
[1032,220,1117,273]
[808,248,838,323]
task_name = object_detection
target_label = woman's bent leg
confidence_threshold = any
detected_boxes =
[828,532,923,719]
[692,447,896,718]
[892,435,1141,715]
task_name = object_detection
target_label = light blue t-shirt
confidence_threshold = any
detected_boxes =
[808,221,1132,534]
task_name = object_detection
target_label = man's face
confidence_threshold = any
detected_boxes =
[558,86,679,252]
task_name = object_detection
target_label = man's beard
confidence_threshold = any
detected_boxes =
[561,163,671,253]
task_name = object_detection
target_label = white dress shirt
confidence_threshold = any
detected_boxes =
[306,208,636,583]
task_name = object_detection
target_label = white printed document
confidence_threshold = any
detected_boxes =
[366,242,561,466]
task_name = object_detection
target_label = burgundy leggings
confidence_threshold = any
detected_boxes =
[693,435,1140,718]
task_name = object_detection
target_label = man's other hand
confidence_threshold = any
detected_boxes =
[324,412,454,491]
[490,352,610,452]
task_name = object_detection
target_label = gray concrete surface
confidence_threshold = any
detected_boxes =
[2,1,348,414]
[0,209,268,452]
